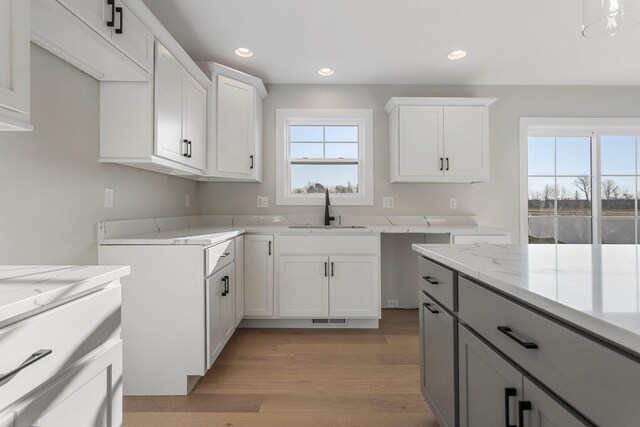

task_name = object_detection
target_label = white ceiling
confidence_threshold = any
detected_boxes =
[142,0,640,85]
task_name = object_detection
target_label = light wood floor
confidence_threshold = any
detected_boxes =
[124,309,437,427]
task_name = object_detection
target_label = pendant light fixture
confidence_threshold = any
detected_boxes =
[582,0,640,37]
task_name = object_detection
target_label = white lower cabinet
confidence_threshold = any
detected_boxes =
[279,256,329,318]
[329,256,379,318]
[221,265,236,342]
[244,235,274,318]
[206,262,235,368]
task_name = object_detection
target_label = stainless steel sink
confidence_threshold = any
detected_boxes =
[288,225,369,229]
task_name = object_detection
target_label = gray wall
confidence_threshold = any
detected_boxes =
[0,46,200,265]
[199,84,640,243]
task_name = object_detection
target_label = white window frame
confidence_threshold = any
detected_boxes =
[519,117,640,244]
[275,108,374,206]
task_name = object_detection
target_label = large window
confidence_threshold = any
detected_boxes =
[521,118,640,244]
[275,109,373,205]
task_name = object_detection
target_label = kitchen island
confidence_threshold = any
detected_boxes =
[412,243,640,427]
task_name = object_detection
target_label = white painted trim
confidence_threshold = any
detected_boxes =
[275,109,374,206]
[519,117,640,245]
[199,62,267,98]
[384,97,497,113]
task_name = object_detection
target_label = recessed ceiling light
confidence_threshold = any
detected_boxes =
[318,67,334,76]
[234,48,254,58]
[447,50,467,60]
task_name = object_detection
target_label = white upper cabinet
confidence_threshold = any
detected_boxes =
[153,42,207,171]
[200,62,267,182]
[386,97,496,183]
[0,0,31,131]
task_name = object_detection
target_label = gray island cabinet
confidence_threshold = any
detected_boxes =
[413,243,640,427]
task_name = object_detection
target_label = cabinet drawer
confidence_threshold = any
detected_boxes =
[0,283,121,410]
[418,257,455,312]
[458,277,640,426]
[205,239,235,277]
[279,235,379,255]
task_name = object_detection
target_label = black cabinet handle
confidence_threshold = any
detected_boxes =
[446,157,450,171]
[115,6,123,34]
[324,262,328,277]
[331,262,335,277]
[225,276,230,294]
[268,241,272,256]
[182,139,189,157]
[107,0,115,27]
[504,388,517,427]
[187,140,192,158]
[518,401,531,427]
[497,326,539,349]
[440,157,444,171]
[423,303,439,314]
[422,276,439,285]
[220,252,230,257]
[250,155,254,169]
[221,276,227,296]
[0,349,53,384]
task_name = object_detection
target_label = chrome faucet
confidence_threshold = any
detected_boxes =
[324,189,335,226]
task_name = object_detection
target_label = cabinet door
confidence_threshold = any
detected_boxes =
[221,265,236,342]
[521,378,586,427]
[110,2,154,73]
[244,235,274,317]
[56,0,111,38]
[234,236,245,326]
[329,255,379,318]
[216,75,255,176]
[419,291,455,427]
[183,73,207,171]
[0,0,30,116]
[443,106,488,178]
[279,256,329,318]
[459,325,523,427]
[398,106,444,178]
[206,269,224,368]
[155,42,186,164]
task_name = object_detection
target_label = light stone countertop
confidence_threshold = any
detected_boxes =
[0,265,130,325]
[412,243,640,358]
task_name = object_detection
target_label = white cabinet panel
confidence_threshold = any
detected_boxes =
[443,106,488,178]
[111,2,153,73]
[279,256,329,318]
[56,0,110,38]
[244,235,274,317]
[221,265,236,342]
[235,236,245,326]
[216,75,255,176]
[458,325,523,427]
[329,255,379,318]
[155,43,185,163]
[0,0,30,130]
[397,106,443,178]
[205,269,224,368]
[183,73,207,170]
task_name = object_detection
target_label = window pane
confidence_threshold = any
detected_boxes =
[557,177,591,216]
[290,164,359,194]
[602,218,636,244]
[528,217,555,244]
[556,137,591,175]
[290,126,323,142]
[528,137,555,175]
[528,177,555,216]
[325,126,358,142]
[290,143,323,158]
[601,176,636,216]
[325,143,358,159]
[602,135,636,175]
[557,217,591,244]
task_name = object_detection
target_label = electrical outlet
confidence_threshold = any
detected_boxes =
[104,189,114,209]
[257,196,269,208]
[185,194,191,207]
[387,299,399,308]
[382,197,395,208]
[449,198,457,209]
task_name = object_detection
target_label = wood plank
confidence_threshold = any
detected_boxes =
[124,394,263,413]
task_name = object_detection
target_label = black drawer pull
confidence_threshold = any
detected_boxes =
[0,349,53,384]
[518,401,531,427]
[107,0,115,26]
[115,6,123,34]
[497,326,538,349]
[504,388,517,427]
[220,252,230,257]
[423,303,439,314]
[422,276,439,285]
[221,276,227,296]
